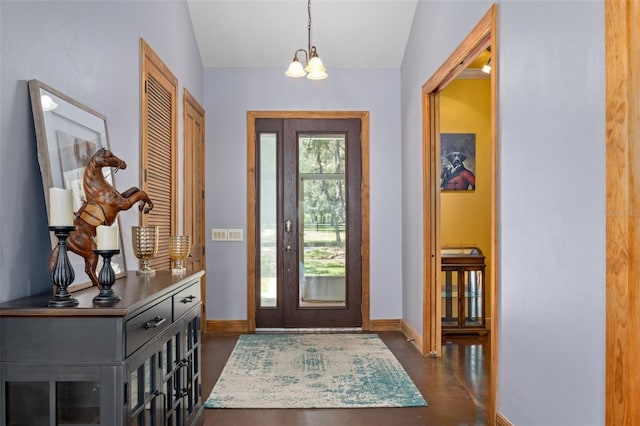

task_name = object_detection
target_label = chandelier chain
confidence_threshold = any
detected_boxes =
[307,0,312,53]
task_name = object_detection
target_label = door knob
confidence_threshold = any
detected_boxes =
[285,219,292,233]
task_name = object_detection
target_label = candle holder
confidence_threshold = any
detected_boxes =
[168,235,191,274]
[92,249,122,305]
[132,226,159,275]
[48,225,79,307]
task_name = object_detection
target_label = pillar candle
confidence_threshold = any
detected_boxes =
[49,187,74,226]
[96,224,119,250]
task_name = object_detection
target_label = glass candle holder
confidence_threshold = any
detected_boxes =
[169,235,191,274]
[132,226,159,274]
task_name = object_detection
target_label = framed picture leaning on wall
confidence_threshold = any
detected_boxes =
[29,79,127,291]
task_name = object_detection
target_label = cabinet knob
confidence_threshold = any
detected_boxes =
[181,295,196,303]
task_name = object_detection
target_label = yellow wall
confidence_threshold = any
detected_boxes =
[440,78,492,317]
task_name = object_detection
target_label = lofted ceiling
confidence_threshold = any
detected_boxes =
[187,0,419,69]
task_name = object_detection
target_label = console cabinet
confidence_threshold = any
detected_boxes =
[441,247,486,334]
[0,270,204,426]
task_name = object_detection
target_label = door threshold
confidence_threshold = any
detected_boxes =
[256,327,363,334]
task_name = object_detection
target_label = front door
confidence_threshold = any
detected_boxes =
[255,118,362,328]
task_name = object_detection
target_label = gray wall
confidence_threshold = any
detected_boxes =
[203,68,403,320]
[498,1,605,423]
[0,0,203,302]
[401,0,605,424]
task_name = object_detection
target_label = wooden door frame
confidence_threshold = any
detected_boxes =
[421,3,497,422]
[605,1,640,424]
[247,111,370,331]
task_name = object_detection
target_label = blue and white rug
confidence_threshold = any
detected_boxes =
[204,333,427,409]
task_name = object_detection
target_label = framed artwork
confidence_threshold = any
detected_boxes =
[29,79,127,291]
[440,133,476,191]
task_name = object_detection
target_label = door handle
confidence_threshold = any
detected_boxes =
[144,316,166,329]
[181,295,196,304]
[283,220,293,252]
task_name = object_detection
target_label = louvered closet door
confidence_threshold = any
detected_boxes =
[140,39,178,271]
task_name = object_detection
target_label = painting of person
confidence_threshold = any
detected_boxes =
[440,133,476,190]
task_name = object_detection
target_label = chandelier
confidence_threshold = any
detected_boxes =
[285,0,327,80]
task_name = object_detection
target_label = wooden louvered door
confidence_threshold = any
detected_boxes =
[140,38,177,271]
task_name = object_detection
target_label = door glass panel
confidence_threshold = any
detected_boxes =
[465,270,483,327]
[442,270,458,327]
[6,382,50,425]
[259,133,278,307]
[56,382,100,424]
[130,366,139,408]
[163,335,173,374]
[298,134,346,307]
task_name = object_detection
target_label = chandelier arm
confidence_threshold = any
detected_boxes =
[295,48,309,65]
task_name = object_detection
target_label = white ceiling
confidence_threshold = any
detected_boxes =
[187,0,419,69]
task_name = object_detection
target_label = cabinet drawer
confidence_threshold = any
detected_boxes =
[126,298,172,356]
[173,281,201,320]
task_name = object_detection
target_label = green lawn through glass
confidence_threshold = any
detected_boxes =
[303,229,345,276]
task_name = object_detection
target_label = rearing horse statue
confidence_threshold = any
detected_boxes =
[49,148,154,288]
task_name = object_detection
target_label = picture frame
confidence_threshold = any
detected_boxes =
[440,133,476,191]
[29,79,127,291]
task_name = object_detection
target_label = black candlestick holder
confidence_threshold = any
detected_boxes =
[48,225,79,308]
[92,249,122,305]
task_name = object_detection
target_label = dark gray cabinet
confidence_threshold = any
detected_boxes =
[0,270,204,426]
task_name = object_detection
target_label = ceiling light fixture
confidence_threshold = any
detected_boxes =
[285,0,327,80]
[481,58,492,74]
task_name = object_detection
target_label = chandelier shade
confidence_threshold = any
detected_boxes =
[285,56,307,77]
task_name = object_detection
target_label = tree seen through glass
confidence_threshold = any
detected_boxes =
[299,135,346,276]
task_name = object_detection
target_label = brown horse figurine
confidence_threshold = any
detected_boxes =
[49,148,154,288]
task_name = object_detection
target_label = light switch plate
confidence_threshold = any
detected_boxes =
[227,229,244,241]
[212,229,228,241]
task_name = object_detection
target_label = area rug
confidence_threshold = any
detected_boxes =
[204,333,427,409]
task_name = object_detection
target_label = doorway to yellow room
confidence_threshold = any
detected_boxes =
[421,4,498,422]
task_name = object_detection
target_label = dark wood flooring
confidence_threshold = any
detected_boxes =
[200,331,489,426]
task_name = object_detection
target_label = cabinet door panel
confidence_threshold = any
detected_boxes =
[182,306,202,424]
[127,341,163,425]
[4,366,101,426]
[161,324,185,425]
